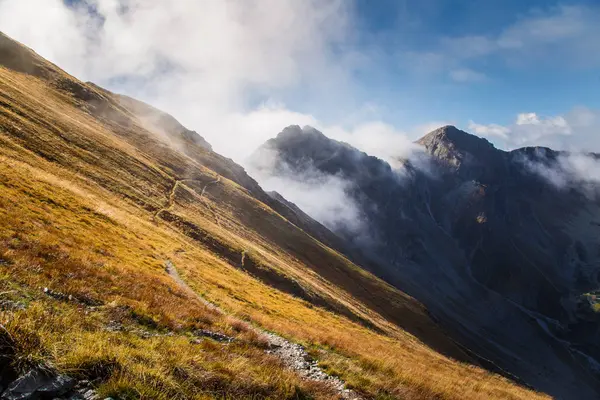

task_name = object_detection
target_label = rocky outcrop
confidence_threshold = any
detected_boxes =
[0,366,102,400]
[2,369,75,399]
[0,325,104,400]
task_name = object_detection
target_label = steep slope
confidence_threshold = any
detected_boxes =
[256,124,600,399]
[0,32,546,399]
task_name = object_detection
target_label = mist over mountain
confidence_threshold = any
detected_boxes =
[6,30,544,400]
[2,25,600,400]
[251,124,600,399]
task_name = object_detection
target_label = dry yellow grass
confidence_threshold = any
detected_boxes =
[0,32,549,399]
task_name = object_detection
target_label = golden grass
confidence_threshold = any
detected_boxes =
[0,40,550,400]
[2,296,336,400]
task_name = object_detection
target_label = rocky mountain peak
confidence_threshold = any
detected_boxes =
[276,125,327,141]
[417,125,498,162]
[261,125,393,181]
[416,125,506,181]
[268,125,346,156]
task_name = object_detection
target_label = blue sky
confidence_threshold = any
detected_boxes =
[313,0,600,134]
[0,0,599,158]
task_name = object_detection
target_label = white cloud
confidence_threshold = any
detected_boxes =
[476,108,600,199]
[324,121,421,166]
[520,151,600,200]
[0,0,362,160]
[0,0,440,166]
[513,113,572,142]
[498,6,597,59]
[468,121,510,140]
[269,172,365,234]
[469,108,600,151]
[249,146,366,236]
[0,0,442,234]
[169,101,422,167]
[482,5,599,66]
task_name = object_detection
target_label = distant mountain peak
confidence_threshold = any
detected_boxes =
[417,125,496,153]
[274,125,333,145]
[422,125,462,138]
[264,125,355,166]
[416,125,503,174]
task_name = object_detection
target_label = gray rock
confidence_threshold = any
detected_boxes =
[78,389,98,400]
[64,389,95,400]
[36,375,75,397]
[103,321,124,333]
[192,329,233,343]
[1,369,77,400]
[0,300,26,312]
[1,369,50,400]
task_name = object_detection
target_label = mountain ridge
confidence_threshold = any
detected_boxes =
[255,123,600,399]
[0,30,549,399]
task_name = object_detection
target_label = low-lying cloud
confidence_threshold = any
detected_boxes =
[518,148,600,199]
[248,142,368,238]
[0,0,435,167]
[0,0,358,159]
[0,0,434,240]
[474,109,600,199]
[246,124,431,247]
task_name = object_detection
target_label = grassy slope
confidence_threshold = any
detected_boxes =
[0,32,547,399]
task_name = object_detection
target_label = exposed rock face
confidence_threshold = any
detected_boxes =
[254,124,600,399]
[417,125,506,179]
[0,325,17,395]
[2,369,75,400]
[0,327,100,400]
[0,367,99,400]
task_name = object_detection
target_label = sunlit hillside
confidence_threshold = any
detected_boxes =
[0,32,547,399]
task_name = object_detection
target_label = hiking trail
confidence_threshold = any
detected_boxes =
[164,261,361,400]
[154,176,222,225]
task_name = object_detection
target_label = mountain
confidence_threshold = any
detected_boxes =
[0,32,549,399]
[255,124,600,399]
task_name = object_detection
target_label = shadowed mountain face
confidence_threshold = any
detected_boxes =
[254,124,600,399]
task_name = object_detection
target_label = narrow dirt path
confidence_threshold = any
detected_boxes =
[197,176,222,226]
[240,250,246,267]
[164,261,361,400]
[154,176,222,225]
[153,180,182,221]
[199,176,221,197]
[164,261,221,313]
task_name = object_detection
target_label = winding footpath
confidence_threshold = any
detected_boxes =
[199,177,221,197]
[156,176,361,398]
[197,176,222,226]
[153,180,182,221]
[164,261,361,400]
[154,176,222,225]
